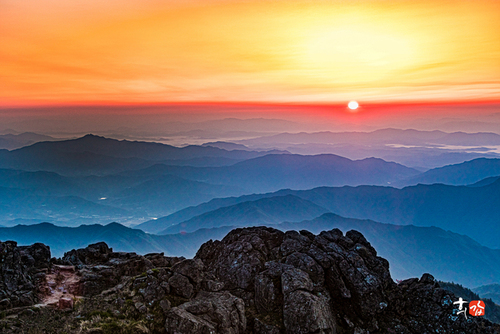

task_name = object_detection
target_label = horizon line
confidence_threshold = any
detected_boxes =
[2,99,500,110]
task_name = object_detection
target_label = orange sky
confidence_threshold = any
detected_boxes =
[1,0,499,107]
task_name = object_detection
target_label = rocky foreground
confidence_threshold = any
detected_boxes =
[0,226,499,333]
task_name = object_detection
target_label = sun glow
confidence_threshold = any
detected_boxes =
[303,25,416,84]
[0,0,499,106]
[348,101,359,110]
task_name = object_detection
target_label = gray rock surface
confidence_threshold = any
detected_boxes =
[166,291,246,334]
[196,227,500,333]
[0,240,50,309]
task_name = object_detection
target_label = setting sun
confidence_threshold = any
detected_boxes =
[348,101,359,110]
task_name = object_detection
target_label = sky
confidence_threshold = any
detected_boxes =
[1,0,500,107]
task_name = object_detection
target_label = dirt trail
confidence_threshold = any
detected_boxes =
[41,265,81,309]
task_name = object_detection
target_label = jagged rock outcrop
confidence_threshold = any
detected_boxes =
[1,227,500,334]
[60,243,184,296]
[0,240,51,309]
[61,242,113,266]
[196,227,499,333]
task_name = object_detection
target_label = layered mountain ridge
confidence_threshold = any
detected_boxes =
[2,214,500,288]
[145,178,500,249]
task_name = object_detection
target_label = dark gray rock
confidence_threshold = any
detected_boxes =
[254,318,280,334]
[169,273,194,299]
[165,307,216,334]
[196,227,500,334]
[62,242,112,266]
[283,290,335,334]
[172,258,205,286]
[60,243,154,296]
[144,252,185,268]
[196,227,284,294]
[0,240,51,308]
[165,291,246,334]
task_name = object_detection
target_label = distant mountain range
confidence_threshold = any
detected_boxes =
[0,134,287,175]
[2,134,500,243]
[0,134,429,226]
[0,222,186,256]
[235,128,500,169]
[0,132,56,150]
[121,154,419,194]
[399,157,500,186]
[2,215,500,288]
[159,194,330,234]
[474,284,500,305]
[24,134,286,162]
[0,168,243,225]
[237,128,500,148]
[142,177,500,248]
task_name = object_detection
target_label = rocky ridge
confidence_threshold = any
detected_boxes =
[0,227,498,333]
[0,241,50,310]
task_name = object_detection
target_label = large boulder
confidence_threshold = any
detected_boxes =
[0,240,51,309]
[165,291,246,334]
[61,242,112,266]
[196,227,499,333]
[60,243,158,296]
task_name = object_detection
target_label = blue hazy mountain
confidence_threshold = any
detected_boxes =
[0,134,287,175]
[23,134,285,161]
[3,134,500,241]
[468,176,500,187]
[105,174,242,217]
[0,148,421,227]
[400,158,500,186]
[5,148,420,226]
[0,222,233,258]
[159,194,330,234]
[0,132,56,150]
[0,169,76,196]
[217,154,419,192]
[0,169,243,226]
[0,186,128,226]
[235,129,500,169]
[137,194,274,233]
[0,148,152,176]
[0,134,419,191]
[238,128,500,148]
[473,284,500,304]
[0,222,175,257]
[125,154,420,194]
[238,128,448,146]
[201,141,252,151]
[2,215,500,287]
[275,181,500,249]
[142,178,500,249]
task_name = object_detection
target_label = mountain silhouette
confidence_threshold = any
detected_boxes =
[400,158,500,186]
[160,194,330,234]
[143,178,500,248]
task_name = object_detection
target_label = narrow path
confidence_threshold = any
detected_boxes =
[41,265,81,309]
